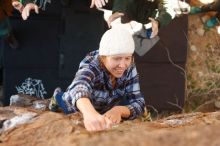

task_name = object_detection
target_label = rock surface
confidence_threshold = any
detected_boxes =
[0,106,220,146]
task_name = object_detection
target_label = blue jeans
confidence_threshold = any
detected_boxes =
[55,92,73,114]
[0,17,11,38]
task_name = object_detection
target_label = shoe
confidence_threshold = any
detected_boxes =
[49,87,61,112]
[205,16,219,28]
[4,32,19,50]
[189,6,202,15]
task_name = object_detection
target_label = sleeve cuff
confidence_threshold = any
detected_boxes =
[71,90,91,110]
[126,105,136,120]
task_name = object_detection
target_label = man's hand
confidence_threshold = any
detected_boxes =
[148,17,159,38]
[76,98,112,131]
[12,1,24,13]
[104,107,122,124]
[21,3,39,20]
[107,12,124,28]
[90,0,108,8]
[83,111,112,131]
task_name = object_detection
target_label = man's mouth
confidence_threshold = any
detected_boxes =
[114,68,125,74]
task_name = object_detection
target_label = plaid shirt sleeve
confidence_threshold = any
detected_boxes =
[125,64,146,120]
[65,53,99,111]
[69,68,95,105]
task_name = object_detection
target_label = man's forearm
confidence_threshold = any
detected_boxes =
[76,97,98,115]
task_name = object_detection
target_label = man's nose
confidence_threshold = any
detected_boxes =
[118,60,127,68]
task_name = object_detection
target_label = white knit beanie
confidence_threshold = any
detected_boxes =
[99,27,135,56]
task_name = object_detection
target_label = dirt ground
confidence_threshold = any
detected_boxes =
[0,106,220,146]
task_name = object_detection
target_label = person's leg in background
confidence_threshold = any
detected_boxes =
[202,1,220,28]
[1,0,19,50]
[0,18,9,106]
[190,1,220,14]
[190,1,220,28]
[205,13,219,28]
[0,38,3,106]
[0,17,19,50]
[201,0,220,12]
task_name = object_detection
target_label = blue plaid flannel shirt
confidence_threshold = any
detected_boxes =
[61,50,145,119]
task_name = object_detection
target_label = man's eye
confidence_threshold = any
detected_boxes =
[125,57,131,60]
[113,57,121,61]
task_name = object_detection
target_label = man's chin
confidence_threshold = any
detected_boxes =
[114,73,124,78]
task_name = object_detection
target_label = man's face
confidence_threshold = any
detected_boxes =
[103,54,133,78]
